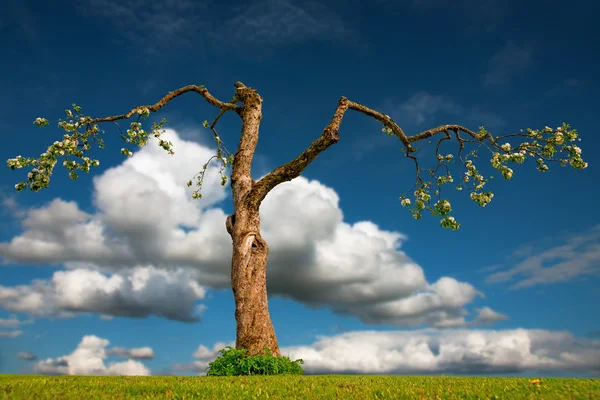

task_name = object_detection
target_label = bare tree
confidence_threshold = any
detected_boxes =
[8,81,587,357]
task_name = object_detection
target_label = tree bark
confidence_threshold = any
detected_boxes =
[226,83,280,357]
[227,211,280,357]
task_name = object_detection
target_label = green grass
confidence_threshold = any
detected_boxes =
[1,374,599,399]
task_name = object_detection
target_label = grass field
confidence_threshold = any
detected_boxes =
[1,374,599,399]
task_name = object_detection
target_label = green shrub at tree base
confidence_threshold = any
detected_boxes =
[205,346,304,376]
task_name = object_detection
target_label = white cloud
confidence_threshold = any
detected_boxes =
[1,194,26,219]
[0,315,30,328]
[1,129,502,328]
[474,307,508,324]
[279,329,600,375]
[172,341,235,374]
[0,330,23,338]
[34,335,151,376]
[107,346,155,360]
[0,266,207,322]
[483,41,533,89]
[17,351,37,361]
[486,225,600,289]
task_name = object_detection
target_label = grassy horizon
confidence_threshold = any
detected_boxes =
[1,374,599,399]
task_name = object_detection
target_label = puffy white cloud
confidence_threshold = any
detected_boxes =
[279,329,600,375]
[174,328,600,376]
[0,266,207,322]
[0,281,62,317]
[17,351,37,361]
[34,335,151,376]
[0,129,501,327]
[107,346,155,360]
[172,341,235,375]
[0,197,127,265]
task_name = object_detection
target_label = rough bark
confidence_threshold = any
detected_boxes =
[226,83,280,357]
[226,210,279,357]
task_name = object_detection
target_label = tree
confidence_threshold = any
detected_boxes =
[7,81,588,358]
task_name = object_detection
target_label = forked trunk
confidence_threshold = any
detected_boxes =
[226,210,280,357]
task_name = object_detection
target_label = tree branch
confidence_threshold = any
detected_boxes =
[247,96,349,208]
[407,124,495,144]
[230,82,263,184]
[90,85,241,124]
[249,97,502,209]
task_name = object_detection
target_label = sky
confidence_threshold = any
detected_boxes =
[0,0,599,378]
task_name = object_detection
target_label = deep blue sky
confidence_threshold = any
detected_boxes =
[0,0,598,377]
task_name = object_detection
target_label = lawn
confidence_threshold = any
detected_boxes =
[1,374,599,399]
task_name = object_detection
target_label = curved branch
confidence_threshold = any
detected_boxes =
[247,97,506,210]
[346,101,414,150]
[90,85,241,124]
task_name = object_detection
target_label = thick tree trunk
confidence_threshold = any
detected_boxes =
[224,83,280,357]
[226,211,280,357]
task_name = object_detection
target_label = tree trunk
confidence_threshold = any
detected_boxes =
[226,209,280,358]
[224,82,280,358]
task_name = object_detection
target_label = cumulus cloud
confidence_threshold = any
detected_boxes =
[1,128,502,328]
[486,225,600,289]
[0,266,206,322]
[279,329,600,375]
[17,351,37,361]
[107,346,155,360]
[172,341,235,374]
[34,335,151,376]
[1,130,230,270]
